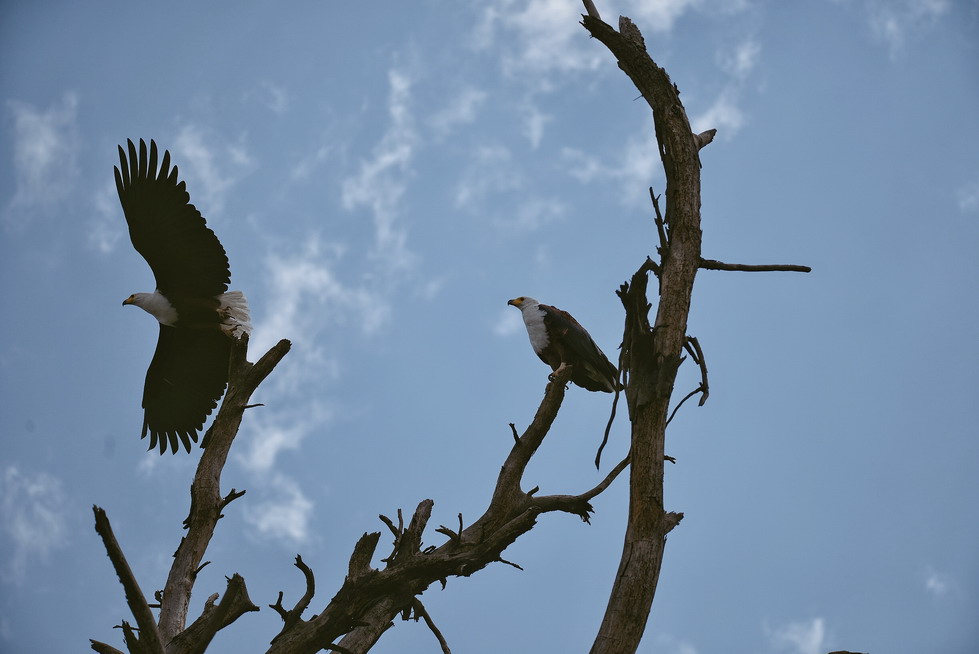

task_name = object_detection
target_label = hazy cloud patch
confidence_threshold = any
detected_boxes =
[341,69,419,273]
[5,93,80,226]
[1,466,68,582]
[765,617,827,654]
[244,474,314,545]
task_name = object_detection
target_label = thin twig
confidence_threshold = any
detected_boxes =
[666,386,703,426]
[685,336,709,406]
[594,368,622,469]
[412,599,452,654]
[582,454,631,501]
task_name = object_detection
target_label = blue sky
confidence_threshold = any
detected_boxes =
[1,1,977,653]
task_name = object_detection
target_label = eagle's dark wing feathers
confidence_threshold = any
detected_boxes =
[142,325,230,453]
[540,304,618,392]
[115,138,230,299]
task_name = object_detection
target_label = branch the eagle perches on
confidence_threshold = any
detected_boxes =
[92,335,631,654]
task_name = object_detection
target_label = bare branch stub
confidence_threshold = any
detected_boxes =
[92,506,164,654]
[700,257,811,273]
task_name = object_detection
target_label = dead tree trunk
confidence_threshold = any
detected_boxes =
[581,4,809,653]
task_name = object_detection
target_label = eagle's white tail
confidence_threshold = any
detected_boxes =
[219,291,252,338]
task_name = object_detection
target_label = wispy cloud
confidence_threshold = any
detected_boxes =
[454,143,521,208]
[1,466,68,582]
[341,68,419,273]
[173,125,254,218]
[476,0,603,76]
[957,175,979,213]
[430,86,487,138]
[720,37,761,79]
[651,633,699,654]
[494,306,524,337]
[522,101,551,149]
[88,179,125,254]
[562,131,660,206]
[690,37,761,140]
[629,0,702,33]
[254,81,290,115]
[497,196,566,232]
[924,565,962,599]
[864,0,950,56]
[236,236,387,540]
[244,473,314,545]
[765,617,827,654]
[475,0,709,80]
[251,237,389,357]
[691,87,746,137]
[5,93,80,226]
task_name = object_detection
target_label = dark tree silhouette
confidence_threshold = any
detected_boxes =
[91,3,814,654]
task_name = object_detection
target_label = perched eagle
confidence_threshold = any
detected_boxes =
[116,139,251,454]
[508,297,618,392]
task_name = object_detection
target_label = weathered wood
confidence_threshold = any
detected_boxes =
[581,10,700,654]
[264,365,632,653]
[157,335,290,643]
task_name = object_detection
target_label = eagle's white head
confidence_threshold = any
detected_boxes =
[507,296,540,313]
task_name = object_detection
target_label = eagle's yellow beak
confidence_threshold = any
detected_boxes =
[507,297,521,307]
[122,295,134,306]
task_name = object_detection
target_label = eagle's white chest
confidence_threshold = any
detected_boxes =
[521,305,550,354]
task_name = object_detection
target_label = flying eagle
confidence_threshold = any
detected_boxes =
[116,138,251,454]
[508,297,618,392]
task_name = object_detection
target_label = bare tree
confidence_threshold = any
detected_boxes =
[91,4,813,654]
[580,5,808,653]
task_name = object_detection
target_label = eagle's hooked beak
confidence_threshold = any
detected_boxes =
[122,295,134,306]
[507,298,521,307]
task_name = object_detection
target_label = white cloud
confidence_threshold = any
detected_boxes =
[691,87,746,138]
[5,93,79,225]
[652,633,699,654]
[431,87,487,137]
[1,466,68,581]
[629,0,702,33]
[494,306,524,336]
[475,0,708,80]
[173,125,254,218]
[863,0,949,55]
[244,474,314,545]
[290,143,336,182]
[250,237,389,358]
[523,102,551,149]
[562,131,660,206]
[766,617,826,654]
[721,38,761,78]
[88,179,125,254]
[497,196,566,232]
[257,81,290,115]
[476,0,603,77]
[924,565,962,599]
[454,144,521,208]
[957,176,979,213]
[341,68,418,272]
